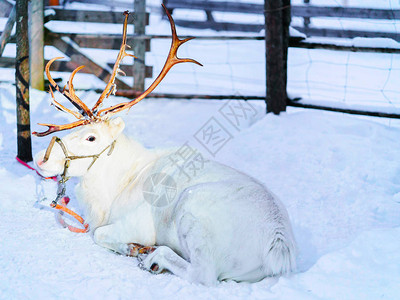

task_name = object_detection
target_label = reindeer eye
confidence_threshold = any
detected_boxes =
[86,136,96,142]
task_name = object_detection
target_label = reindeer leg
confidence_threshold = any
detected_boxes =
[93,223,155,257]
[141,245,190,277]
[140,238,218,285]
[93,224,132,255]
[141,212,219,285]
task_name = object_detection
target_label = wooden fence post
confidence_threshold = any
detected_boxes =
[133,0,147,92]
[0,4,16,57]
[303,0,310,27]
[29,0,45,91]
[282,0,291,90]
[16,0,32,162]
[264,0,289,114]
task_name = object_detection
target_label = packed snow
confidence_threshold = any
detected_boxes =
[1,0,400,299]
[1,83,400,299]
[1,0,399,111]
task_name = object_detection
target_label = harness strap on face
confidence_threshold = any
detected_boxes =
[40,137,117,233]
[43,136,57,163]
[49,137,117,178]
[30,137,118,234]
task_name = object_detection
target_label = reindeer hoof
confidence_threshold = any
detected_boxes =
[150,263,159,272]
[141,246,168,274]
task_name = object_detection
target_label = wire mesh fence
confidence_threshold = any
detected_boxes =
[288,0,400,115]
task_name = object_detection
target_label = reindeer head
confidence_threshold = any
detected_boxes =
[34,5,201,178]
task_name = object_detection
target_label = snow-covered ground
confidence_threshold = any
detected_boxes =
[1,0,400,299]
[1,83,400,299]
[1,0,399,112]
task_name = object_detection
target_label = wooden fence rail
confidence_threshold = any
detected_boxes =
[0,4,15,56]
[47,8,149,24]
[292,6,400,19]
[0,0,13,18]
[164,0,400,20]
[65,0,134,10]
[163,0,400,41]
[293,27,400,42]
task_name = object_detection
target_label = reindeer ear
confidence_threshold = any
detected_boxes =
[109,117,125,139]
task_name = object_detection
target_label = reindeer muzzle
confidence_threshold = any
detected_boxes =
[42,136,116,180]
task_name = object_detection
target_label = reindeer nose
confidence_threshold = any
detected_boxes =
[34,149,48,168]
[36,157,44,167]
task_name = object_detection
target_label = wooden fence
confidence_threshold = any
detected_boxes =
[0,0,155,161]
[0,0,153,92]
[163,0,400,42]
[161,0,400,118]
[1,0,399,119]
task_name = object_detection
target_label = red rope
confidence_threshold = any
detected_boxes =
[16,156,89,233]
[53,197,89,233]
[16,156,57,181]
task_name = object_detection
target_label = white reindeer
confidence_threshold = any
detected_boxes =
[33,6,296,285]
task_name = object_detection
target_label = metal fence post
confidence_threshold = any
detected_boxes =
[16,0,32,162]
[133,0,147,92]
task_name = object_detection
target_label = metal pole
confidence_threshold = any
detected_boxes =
[16,0,33,162]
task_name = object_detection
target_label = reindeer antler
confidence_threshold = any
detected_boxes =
[45,57,93,118]
[33,4,201,137]
[33,120,90,137]
[48,85,83,120]
[92,10,136,113]
[96,4,202,117]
